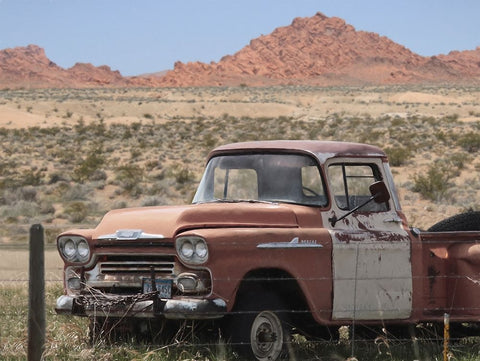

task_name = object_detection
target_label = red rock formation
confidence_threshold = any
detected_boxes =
[0,44,163,88]
[434,47,480,78]
[0,45,67,88]
[1,13,479,88]
[159,12,480,86]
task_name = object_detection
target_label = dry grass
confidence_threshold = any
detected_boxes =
[0,247,63,281]
[1,282,480,360]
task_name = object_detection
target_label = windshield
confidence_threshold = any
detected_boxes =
[193,153,327,207]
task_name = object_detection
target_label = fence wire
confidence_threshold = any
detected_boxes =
[2,228,480,360]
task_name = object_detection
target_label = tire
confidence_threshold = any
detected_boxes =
[225,291,291,361]
[427,211,480,232]
[250,311,287,361]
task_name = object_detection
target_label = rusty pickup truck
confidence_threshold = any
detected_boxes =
[56,140,480,360]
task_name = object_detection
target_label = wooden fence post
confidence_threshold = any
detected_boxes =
[443,313,450,361]
[28,224,45,361]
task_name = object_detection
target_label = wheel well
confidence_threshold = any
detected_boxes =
[235,268,304,306]
[234,268,310,319]
[231,268,332,339]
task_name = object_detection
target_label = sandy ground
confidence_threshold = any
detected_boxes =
[1,86,479,129]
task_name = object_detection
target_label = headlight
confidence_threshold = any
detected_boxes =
[63,239,76,259]
[58,236,90,263]
[195,242,208,258]
[180,241,195,258]
[176,236,208,264]
[77,240,90,259]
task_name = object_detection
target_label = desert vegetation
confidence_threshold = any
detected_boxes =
[0,85,479,243]
[1,85,480,359]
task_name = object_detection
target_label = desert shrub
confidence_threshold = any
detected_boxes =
[16,186,37,202]
[72,146,105,183]
[145,159,162,171]
[62,183,93,201]
[115,164,144,194]
[458,132,480,153]
[140,196,166,207]
[44,226,62,244]
[412,163,457,201]
[384,147,412,167]
[1,200,40,218]
[171,165,195,185]
[112,200,128,209]
[19,169,44,187]
[48,172,67,185]
[74,117,87,134]
[39,201,55,215]
[444,151,472,170]
[1,185,37,205]
[64,201,88,223]
[90,169,107,181]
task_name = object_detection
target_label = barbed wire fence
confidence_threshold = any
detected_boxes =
[1,224,478,360]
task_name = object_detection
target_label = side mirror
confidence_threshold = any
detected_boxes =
[329,181,391,227]
[370,181,390,204]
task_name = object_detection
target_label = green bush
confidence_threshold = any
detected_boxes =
[72,147,105,183]
[115,164,144,194]
[458,132,480,153]
[384,147,412,167]
[412,163,456,201]
[64,201,88,223]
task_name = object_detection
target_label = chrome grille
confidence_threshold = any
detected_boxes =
[99,255,175,276]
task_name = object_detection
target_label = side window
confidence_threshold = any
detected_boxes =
[214,168,258,200]
[328,163,389,212]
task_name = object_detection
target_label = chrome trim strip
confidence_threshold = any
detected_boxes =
[98,229,165,241]
[257,242,324,249]
[257,237,324,249]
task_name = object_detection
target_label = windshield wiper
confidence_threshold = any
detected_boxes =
[199,198,277,205]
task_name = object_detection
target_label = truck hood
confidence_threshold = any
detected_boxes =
[92,202,299,240]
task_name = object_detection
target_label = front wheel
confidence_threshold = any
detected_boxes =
[250,311,287,361]
[226,292,291,360]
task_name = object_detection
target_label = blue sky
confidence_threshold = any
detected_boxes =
[1,0,479,76]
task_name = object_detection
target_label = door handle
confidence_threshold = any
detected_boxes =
[384,217,403,223]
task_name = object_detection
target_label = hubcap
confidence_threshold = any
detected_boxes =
[250,311,284,361]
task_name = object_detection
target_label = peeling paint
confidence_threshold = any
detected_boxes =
[324,203,413,320]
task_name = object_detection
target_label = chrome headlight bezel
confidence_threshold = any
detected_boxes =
[58,236,90,263]
[176,236,209,265]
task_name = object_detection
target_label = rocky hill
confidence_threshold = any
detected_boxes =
[1,13,480,88]
[160,12,480,86]
[0,45,163,88]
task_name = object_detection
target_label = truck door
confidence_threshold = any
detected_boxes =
[324,160,412,320]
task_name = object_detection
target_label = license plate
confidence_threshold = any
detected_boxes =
[142,278,172,299]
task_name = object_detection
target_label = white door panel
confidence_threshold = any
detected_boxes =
[331,238,412,320]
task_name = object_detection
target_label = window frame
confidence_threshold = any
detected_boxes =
[327,161,390,212]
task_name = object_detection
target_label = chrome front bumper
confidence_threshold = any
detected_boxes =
[56,294,226,320]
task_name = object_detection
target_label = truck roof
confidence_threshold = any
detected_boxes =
[209,140,387,162]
